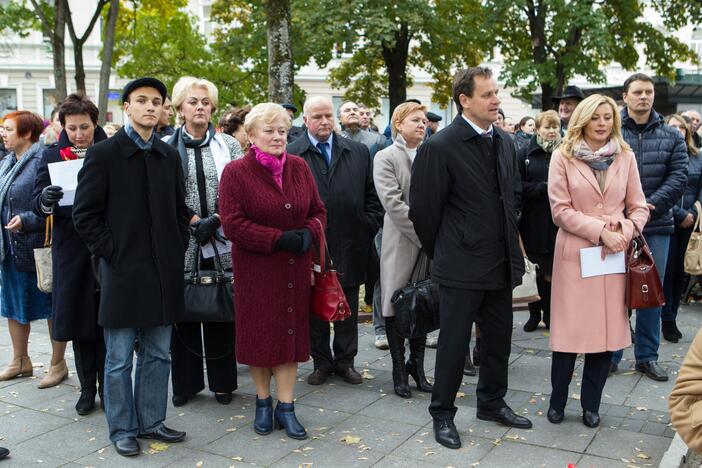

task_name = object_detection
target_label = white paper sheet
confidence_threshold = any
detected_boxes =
[47,159,84,206]
[200,227,232,259]
[579,246,626,278]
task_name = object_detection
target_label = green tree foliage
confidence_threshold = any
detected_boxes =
[114,0,247,110]
[486,0,700,110]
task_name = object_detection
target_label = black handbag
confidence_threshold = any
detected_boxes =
[181,241,234,323]
[390,250,440,338]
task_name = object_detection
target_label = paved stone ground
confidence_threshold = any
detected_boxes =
[0,303,699,468]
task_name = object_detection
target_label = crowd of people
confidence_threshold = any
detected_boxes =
[0,66,699,459]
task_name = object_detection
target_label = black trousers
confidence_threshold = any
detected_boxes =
[528,275,552,317]
[662,228,692,322]
[72,331,106,394]
[171,322,237,396]
[364,248,380,305]
[550,351,611,413]
[310,286,359,371]
[429,286,512,421]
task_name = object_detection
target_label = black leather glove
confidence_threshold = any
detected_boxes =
[41,185,64,207]
[276,230,303,253]
[298,228,312,253]
[191,215,221,245]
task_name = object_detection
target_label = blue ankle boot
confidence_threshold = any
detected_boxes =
[254,396,273,435]
[274,401,307,440]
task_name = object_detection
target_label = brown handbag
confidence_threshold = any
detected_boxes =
[310,218,351,322]
[626,231,665,309]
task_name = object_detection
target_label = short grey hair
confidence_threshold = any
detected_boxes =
[337,101,357,118]
[244,102,291,136]
[303,96,333,116]
[171,76,219,113]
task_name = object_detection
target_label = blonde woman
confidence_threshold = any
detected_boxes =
[547,94,649,427]
[164,76,243,407]
[374,102,433,399]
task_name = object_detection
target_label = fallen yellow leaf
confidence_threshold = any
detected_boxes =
[340,435,361,445]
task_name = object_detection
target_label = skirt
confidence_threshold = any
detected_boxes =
[0,254,51,324]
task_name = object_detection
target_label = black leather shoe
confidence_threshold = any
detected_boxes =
[75,388,96,416]
[335,367,363,385]
[307,369,331,385]
[477,406,533,429]
[635,361,669,382]
[608,362,618,377]
[547,407,564,424]
[582,410,600,428]
[172,394,189,407]
[662,321,680,343]
[463,353,477,376]
[433,419,461,449]
[0,446,9,460]
[473,338,481,367]
[138,426,186,443]
[114,437,140,457]
[214,392,233,405]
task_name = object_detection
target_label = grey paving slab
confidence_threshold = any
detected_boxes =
[75,440,192,467]
[503,413,598,451]
[506,353,557,394]
[586,427,672,466]
[623,376,676,412]
[370,454,440,467]
[389,432,493,467]
[0,408,69,445]
[270,439,384,467]
[577,454,632,468]
[12,420,110,463]
[0,448,72,467]
[163,449,250,467]
[203,429,309,466]
[323,413,422,454]
[0,377,77,411]
[478,440,580,468]
[358,393,432,427]
[164,409,246,449]
[297,385,383,413]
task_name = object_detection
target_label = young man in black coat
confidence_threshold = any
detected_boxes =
[409,67,530,450]
[72,78,191,457]
[287,96,383,386]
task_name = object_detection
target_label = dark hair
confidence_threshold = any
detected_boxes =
[519,116,534,129]
[4,110,43,143]
[219,106,250,136]
[623,73,655,94]
[498,108,505,119]
[58,93,99,126]
[452,67,493,110]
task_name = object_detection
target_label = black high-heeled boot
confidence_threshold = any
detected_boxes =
[406,337,433,392]
[385,317,411,398]
[523,302,542,332]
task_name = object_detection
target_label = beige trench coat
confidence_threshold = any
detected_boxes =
[374,135,422,318]
[670,328,702,453]
[548,148,649,353]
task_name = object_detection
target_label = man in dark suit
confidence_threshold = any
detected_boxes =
[287,96,383,386]
[282,103,304,143]
[409,67,531,450]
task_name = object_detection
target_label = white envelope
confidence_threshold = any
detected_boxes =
[579,246,626,278]
[47,159,84,206]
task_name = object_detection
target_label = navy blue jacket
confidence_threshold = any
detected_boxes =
[1,144,46,271]
[621,108,688,235]
[672,150,702,229]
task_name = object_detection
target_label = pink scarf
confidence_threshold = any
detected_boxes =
[252,144,286,189]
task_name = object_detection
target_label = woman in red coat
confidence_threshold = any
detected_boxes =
[219,102,326,441]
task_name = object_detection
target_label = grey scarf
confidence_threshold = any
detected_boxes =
[0,142,43,263]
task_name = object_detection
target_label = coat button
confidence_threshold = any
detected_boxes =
[285,203,292,209]
[597,203,603,208]
[287,307,293,312]
[288,282,294,288]
[288,329,294,335]
[321,169,328,175]
[289,258,295,265]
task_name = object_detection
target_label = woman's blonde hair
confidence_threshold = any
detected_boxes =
[171,76,219,118]
[244,103,291,136]
[391,102,426,138]
[666,114,699,157]
[535,109,560,130]
[560,94,630,158]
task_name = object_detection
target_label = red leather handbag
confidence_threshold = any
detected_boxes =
[311,218,351,322]
[626,231,665,309]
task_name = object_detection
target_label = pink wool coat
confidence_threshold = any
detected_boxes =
[219,151,326,367]
[548,148,649,353]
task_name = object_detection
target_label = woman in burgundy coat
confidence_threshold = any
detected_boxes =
[219,102,326,441]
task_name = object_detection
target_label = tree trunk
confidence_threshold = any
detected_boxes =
[265,0,293,103]
[52,0,67,101]
[541,82,555,111]
[98,0,119,125]
[382,23,411,117]
[73,41,85,94]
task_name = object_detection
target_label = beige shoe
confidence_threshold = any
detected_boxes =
[0,356,33,380]
[38,359,68,388]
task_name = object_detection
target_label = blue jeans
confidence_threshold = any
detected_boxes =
[103,326,172,442]
[612,234,670,365]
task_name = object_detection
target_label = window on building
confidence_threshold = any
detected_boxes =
[42,89,59,119]
[691,27,702,60]
[0,89,17,117]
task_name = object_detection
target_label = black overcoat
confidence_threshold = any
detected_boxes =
[72,128,190,328]
[517,137,558,275]
[287,133,383,288]
[32,129,107,341]
[409,115,525,290]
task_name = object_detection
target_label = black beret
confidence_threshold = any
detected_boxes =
[122,77,168,104]
[426,111,442,122]
[281,103,298,113]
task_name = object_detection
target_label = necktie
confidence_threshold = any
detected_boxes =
[317,142,331,167]
[481,131,493,140]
